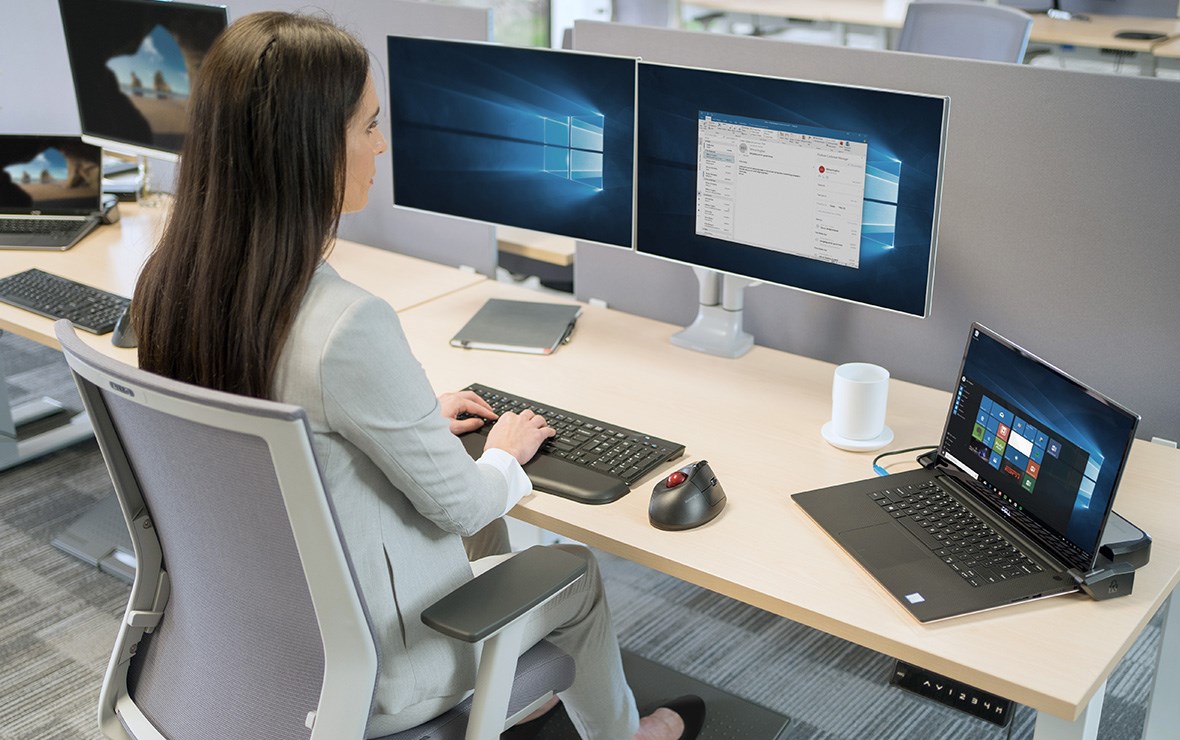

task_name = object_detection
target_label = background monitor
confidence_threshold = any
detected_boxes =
[0,135,103,214]
[635,62,948,319]
[58,0,228,162]
[387,36,636,248]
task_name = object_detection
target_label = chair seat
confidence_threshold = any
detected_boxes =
[379,640,574,740]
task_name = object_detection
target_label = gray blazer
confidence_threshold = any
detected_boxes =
[273,263,510,723]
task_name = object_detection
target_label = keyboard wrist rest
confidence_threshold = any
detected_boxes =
[459,431,630,504]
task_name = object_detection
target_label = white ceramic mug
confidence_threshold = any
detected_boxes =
[830,362,890,441]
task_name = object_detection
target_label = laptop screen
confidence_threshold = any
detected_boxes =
[0,135,103,215]
[939,324,1139,571]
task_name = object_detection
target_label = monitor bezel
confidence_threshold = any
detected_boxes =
[386,34,640,249]
[58,0,229,163]
[633,59,950,320]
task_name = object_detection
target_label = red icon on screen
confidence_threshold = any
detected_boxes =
[818,165,826,174]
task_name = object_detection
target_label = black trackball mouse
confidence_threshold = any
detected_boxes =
[649,460,726,531]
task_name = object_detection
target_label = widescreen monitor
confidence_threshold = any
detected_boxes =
[635,62,949,319]
[387,36,636,248]
[58,0,228,162]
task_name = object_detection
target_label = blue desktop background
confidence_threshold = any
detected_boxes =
[636,64,946,316]
[387,37,636,247]
[954,327,1138,555]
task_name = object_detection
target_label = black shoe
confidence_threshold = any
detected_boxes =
[640,694,706,740]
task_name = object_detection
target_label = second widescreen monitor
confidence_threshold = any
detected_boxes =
[387,37,636,248]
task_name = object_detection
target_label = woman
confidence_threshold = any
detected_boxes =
[132,12,700,740]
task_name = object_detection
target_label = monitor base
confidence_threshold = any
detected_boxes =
[671,268,758,359]
[671,305,754,358]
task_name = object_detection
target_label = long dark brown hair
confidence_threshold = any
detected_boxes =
[133,12,368,398]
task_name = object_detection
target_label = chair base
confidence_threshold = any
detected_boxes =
[52,493,136,582]
[507,650,790,739]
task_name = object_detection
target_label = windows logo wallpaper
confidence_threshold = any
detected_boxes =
[388,37,635,247]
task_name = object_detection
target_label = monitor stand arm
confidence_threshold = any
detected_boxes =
[670,267,758,358]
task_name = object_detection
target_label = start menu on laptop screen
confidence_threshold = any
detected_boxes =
[0,136,102,213]
[940,326,1138,567]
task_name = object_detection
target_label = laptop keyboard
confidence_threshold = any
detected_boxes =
[0,217,88,237]
[869,481,1044,588]
[0,268,130,334]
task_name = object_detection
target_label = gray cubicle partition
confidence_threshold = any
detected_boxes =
[573,21,1180,442]
[226,0,499,275]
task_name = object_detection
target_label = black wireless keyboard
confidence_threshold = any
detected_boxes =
[458,383,685,504]
[0,268,130,335]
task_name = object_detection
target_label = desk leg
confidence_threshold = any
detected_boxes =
[1032,681,1105,740]
[1142,586,1180,738]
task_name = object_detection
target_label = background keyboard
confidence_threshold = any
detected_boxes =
[458,383,685,504]
[0,268,130,334]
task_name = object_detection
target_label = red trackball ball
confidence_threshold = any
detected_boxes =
[665,471,687,487]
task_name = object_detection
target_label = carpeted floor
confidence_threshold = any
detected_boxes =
[0,331,1162,739]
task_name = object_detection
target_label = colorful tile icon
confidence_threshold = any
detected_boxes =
[973,423,986,441]
[977,409,990,426]
[986,415,1000,433]
[1030,445,1044,464]
[1022,474,1036,493]
[983,431,996,449]
[1013,417,1026,435]
[997,423,1011,441]
[1047,439,1061,458]
[1026,460,1040,478]
[980,396,993,413]
[989,451,1002,469]
[1035,431,1048,448]
[993,438,1007,455]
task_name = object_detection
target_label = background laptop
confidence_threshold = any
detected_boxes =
[794,323,1139,622]
[0,134,103,249]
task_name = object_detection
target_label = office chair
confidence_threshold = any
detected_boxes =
[54,321,586,740]
[897,0,1034,63]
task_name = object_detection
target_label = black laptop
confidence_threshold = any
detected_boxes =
[0,135,104,250]
[794,324,1139,622]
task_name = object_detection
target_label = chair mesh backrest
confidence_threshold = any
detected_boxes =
[61,349,332,736]
[95,386,327,738]
[899,1,1032,63]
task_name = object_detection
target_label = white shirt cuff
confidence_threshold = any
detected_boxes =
[477,447,532,516]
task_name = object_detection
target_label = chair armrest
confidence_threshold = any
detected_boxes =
[421,546,587,643]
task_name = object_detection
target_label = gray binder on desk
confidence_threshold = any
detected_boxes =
[450,298,581,355]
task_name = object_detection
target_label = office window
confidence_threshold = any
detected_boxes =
[543,114,604,190]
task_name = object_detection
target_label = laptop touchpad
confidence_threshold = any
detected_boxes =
[843,523,928,568]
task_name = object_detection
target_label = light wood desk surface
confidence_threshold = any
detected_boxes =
[1151,34,1180,58]
[398,278,1180,727]
[682,0,1180,55]
[0,202,486,361]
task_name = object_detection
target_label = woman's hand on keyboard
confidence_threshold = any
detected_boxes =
[486,409,556,465]
[439,390,497,434]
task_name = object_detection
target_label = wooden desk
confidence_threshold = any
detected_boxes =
[398,278,1180,739]
[0,201,488,362]
[681,0,1180,71]
[1153,34,1180,59]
